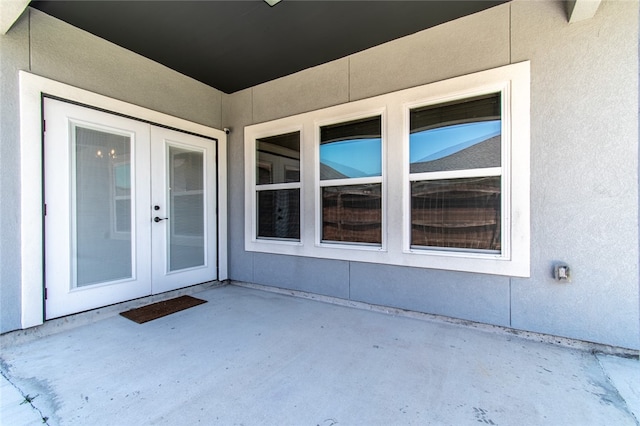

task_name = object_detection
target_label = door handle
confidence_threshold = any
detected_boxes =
[153,216,168,223]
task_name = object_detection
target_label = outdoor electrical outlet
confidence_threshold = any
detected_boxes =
[554,264,571,282]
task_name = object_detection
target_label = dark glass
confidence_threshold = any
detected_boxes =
[256,132,300,184]
[257,189,300,240]
[410,93,501,173]
[322,184,381,244]
[410,177,501,251]
[320,116,382,180]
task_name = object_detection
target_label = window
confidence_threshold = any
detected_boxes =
[254,131,301,240]
[245,62,530,277]
[319,116,382,245]
[409,93,503,252]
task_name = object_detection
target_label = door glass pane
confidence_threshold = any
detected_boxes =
[168,146,204,271]
[74,126,132,287]
[320,116,382,179]
[410,93,501,173]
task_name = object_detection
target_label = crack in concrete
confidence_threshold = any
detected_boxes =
[1,368,51,425]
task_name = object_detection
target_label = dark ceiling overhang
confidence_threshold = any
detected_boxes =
[29,1,508,94]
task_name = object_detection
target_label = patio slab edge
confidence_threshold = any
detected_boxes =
[1,279,637,359]
[230,281,640,359]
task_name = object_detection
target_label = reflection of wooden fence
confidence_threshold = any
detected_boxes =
[411,178,501,250]
[322,186,381,244]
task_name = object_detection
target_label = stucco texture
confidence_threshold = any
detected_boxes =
[1,2,638,349]
[225,1,639,349]
[28,9,223,128]
[0,9,223,333]
[0,12,29,332]
[510,0,639,348]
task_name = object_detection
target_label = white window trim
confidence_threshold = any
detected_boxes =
[19,71,229,329]
[315,109,387,250]
[404,83,510,258]
[244,61,530,277]
[245,123,304,246]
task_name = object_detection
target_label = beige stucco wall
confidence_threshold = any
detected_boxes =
[224,0,640,349]
[29,9,223,128]
[0,9,223,332]
[0,5,30,333]
[1,1,638,349]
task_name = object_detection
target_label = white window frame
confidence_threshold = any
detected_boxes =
[244,61,530,277]
[245,123,304,246]
[404,85,509,256]
[315,109,387,251]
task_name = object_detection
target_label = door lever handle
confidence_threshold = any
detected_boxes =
[153,216,168,223]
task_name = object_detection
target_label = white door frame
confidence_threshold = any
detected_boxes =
[19,71,228,329]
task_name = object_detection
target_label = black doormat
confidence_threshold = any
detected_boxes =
[120,295,207,324]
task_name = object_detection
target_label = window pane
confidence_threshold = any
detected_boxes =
[410,93,501,173]
[322,184,381,244]
[320,116,381,180]
[257,189,300,240]
[257,132,300,184]
[411,177,501,251]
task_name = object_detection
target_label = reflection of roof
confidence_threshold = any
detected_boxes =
[410,136,500,174]
[320,163,348,180]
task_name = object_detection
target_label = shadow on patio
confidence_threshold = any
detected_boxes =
[1,284,639,425]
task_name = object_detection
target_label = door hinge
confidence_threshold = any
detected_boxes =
[44,288,48,300]
[43,119,46,132]
[43,203,47,216]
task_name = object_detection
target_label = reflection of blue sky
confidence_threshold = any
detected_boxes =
[320,138,381,178]
[410,120,500,164]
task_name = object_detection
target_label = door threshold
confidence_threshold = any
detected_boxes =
[2,281,226,346]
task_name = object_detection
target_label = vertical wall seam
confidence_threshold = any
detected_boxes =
[251,87,254,124]
[509,2,512,64]
[348,56,351,103]
[28,8,32,71]
[219,93,223,130]
[348,261,351,300]
[509,277,512,327]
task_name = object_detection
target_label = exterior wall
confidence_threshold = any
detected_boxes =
[510,0,639,349]
[225,1,640,349]
[0,9,223,333]
[0,11,30,333]
[1,2,638,350]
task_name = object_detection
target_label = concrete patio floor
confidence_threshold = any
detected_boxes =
[1,283,639,425]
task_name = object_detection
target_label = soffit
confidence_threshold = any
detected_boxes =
[29,0,508,94]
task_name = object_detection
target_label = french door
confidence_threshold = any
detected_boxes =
[44,98,217,319]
